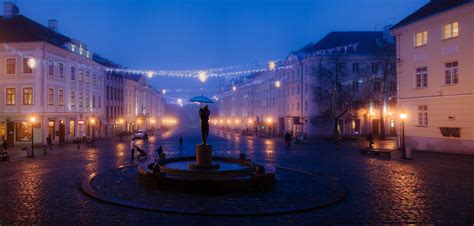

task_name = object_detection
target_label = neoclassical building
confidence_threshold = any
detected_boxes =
[391,0,474,154]
[0,3,106,145]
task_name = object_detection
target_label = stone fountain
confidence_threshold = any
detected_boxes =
[137,105,276,193]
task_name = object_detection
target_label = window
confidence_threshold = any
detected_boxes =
[352,63,359,73]
[79,69,83,81]
[15,122,32,142]
[414,31,428,47]
[92,95,96,108]
[23,58,33,73]
[415,67,428,88]
[336,63,343,73]
[443,21,459,39]
[93,74,97,85]
[78,93,83,107]
[417,105,428,126]
[70,92,76,107]
[48,88,54,105]
[69,120,75,136]
[71,67,76,80]
[6,58,16,74]
[48,61,54,76]
[371,63,378,73]
[58,63,64,78]
[86,94,90,107]
[445,61,458,85]
[98,96,101,108]
[85,71,90,83]
[6,88,16,105]
[58,90,64,106]
[352,81,359,91]
[304,101,308,111]
[23,88,33,105]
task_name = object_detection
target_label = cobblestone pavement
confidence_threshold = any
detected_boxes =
[0,126,473,224]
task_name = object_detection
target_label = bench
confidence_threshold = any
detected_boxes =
[360,148,392,160]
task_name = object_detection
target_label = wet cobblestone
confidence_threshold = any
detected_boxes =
[0,127,473,224]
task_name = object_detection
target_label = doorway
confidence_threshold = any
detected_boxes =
[372,119,380,135]
[59,121,65,143]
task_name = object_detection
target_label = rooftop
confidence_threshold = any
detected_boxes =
[391,0,474,30]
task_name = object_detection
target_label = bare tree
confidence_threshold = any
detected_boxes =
[312,54,355,140]
[361,40,396,140]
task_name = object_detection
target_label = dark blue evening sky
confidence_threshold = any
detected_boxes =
[11,0,427,91]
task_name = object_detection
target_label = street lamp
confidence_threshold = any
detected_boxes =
[90,118,96,147]
[30,116,36,157]
[274,80,281,88]
[399,112,408,159]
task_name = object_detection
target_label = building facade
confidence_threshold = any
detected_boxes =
[391,0,474,154]
[216,31,397,139]
[0,3,106,145]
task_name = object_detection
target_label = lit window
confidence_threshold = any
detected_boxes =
[86,71,90,83]
[417,105,428,126]
[445,61,459,85]
[22,58,33,73]
[415,67,428,88]
[48,88,54,106]
[70,92,76,107]
[6,88,16,105]
[23,87,33,105]
[78,93,83,107]
[443,21,459,40]
[6,58,16,74]
[414,31,428,47]
[79,69,83,81]
[58,90,64,106]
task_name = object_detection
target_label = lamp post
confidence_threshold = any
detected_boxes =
[90,118,96,147]
[399,112,407,159]
[30,116,36,157]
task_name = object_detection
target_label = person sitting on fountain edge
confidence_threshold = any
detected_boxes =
[199,105,210,145]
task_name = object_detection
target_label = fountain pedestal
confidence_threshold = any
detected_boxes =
[188,144,220,170]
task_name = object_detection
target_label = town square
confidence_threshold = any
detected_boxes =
[0,0,473,225]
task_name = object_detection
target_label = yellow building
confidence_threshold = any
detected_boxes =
[391,0,474,154]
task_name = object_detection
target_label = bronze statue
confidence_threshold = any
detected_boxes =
[199,105,210,145]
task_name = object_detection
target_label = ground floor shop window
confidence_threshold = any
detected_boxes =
[15,122,32,142]
[69,120,75,136]
[0,122,5,139]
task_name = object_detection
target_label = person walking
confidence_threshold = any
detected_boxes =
[46,135,53,151]
[284,131,292,148]
[178,136,183,151]
[367,133,374,149]
[130,138,136,159]
[2,138,8,155]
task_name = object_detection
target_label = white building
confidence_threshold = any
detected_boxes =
[391,0,474,154]
[0,2,105,145]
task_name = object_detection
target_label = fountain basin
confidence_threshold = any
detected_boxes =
[138,156,276,193]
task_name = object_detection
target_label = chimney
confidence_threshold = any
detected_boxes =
[4,1,19,18]
[48,19,58,32]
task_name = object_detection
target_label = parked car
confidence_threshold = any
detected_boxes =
[133,130,146,139]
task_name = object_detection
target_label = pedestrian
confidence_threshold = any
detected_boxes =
[130,138,136,159]
[156,145,165,159]
[178,136,183,151]
[2,138,8,155]
[46,135,53,151]
[284,131,292,148]
[367,132,374,148]
[144,132,149,142]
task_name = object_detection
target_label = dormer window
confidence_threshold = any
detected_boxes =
[443,21,459,40]
[71,44,76,52]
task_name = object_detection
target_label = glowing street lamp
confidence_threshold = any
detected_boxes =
[162,89,167,95]
[399,112,409,159]
[146,71,154,78]
[232,86,237,92]
[27,57,37,70]
[274,80,281,88]
[90,117,96,147]
[198,71,208,83]
[29,116,36,157]
[268,61,276,70]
